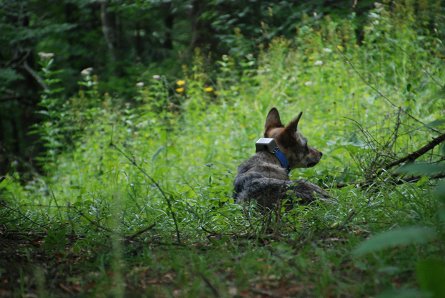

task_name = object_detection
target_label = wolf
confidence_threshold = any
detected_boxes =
[234,107,329,210]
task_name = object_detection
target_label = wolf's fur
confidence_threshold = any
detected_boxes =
[234,107,328,209]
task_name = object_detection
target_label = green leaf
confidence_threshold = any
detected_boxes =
[353,226,437,256]
[43,227,67,252]
[0,68,23,83]
[426,119,445,129]
[396,162,445,176]
[152,146,165,162]
[416,259,445,298]
[376,288,426,298]
[435,181,445,200]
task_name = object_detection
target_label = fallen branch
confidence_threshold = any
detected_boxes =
[126,223,156,241]
[22,61,48,91]
[336,132,445,189]
[75,208,114,233]
[199,273,220,298]
[383,132,445,170]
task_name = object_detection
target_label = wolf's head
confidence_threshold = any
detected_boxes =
[264,107,322,169]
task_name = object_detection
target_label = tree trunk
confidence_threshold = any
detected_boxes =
[99,0,116,60]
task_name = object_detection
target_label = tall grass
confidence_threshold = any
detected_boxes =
[1,2,444,296]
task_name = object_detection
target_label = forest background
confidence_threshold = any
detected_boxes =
[1,0,445,297]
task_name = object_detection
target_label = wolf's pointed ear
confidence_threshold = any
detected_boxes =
[285,112,303,132]
[265,107,283,133]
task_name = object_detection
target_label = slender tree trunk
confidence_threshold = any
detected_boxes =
[99,0,116,60]
[135,22,143,59]
[189,0,203,51]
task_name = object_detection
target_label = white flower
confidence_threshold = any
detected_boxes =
[38,52,54,59]
[304,81,313,86]
[369,12,380,19]
[374,2,383,9]
[323,48,332,53]
[152,75,161,80]
[136,82,144,87]
[81,67,93,76]
[314,60,323,66]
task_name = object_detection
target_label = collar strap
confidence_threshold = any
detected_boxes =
[255,138,290,173]
[272,147,290,173]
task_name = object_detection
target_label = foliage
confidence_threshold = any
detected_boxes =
[1,1,445,297]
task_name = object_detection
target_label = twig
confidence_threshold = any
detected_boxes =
[22,61,48,91]
[384,132,445,170]
[338,209,357,228]
[336,131,445,189]
[335,172,445,189]
[59,283,76,295]
[345,117,380,150]
[110,142,181,244]
[199,273,220,298]
[74,208,114,233]
[386,107,402,150]
[126,223,156,241]
[0,200,49,229]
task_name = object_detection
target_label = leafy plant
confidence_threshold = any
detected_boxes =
[353,160,445,298]
[1,1,445,296]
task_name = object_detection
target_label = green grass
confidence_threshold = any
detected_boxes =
[1,3,445,297]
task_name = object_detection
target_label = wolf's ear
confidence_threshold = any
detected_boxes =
[265,107,283,132]
[284,112,303,133]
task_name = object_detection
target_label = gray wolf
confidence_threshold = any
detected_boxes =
[234,107,329,210]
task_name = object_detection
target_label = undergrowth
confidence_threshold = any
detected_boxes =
[1,2,445,297]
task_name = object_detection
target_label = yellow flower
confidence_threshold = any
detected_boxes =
[176,87,185,93]
[176,80,186,86]
[204,86,214,93]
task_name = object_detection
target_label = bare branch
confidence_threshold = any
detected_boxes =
[126,223,156,241]
[384,132,445,170]
[22,61,48,91]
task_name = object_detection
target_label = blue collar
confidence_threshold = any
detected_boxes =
[272,147,290,173]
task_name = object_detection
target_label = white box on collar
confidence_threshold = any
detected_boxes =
[255,138,277,153]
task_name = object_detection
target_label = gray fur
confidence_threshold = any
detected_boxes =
[234,152,328,209]
[233,108,329,210]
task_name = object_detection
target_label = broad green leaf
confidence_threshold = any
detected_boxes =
[353,226,437,256]
[416,259,445,298]
[396,162,445,176]
[426,119,445,129]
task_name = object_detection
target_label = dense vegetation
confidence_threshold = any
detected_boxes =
[1,1,445,297]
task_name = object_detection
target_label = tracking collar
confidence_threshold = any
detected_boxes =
[255,138,290,173]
